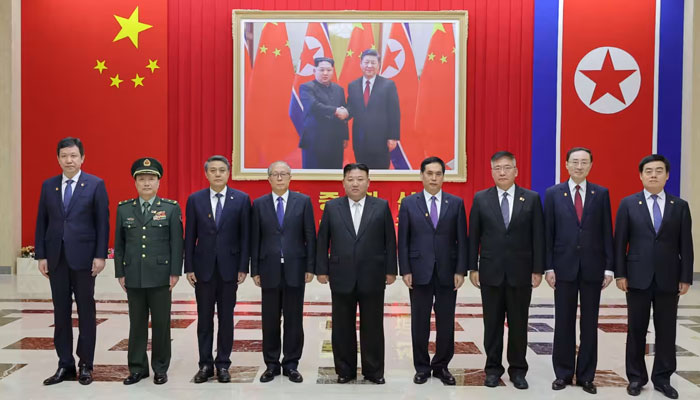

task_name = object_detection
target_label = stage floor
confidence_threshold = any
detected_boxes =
[0,274,699,399]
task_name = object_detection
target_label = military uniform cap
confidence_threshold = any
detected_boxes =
[131,158,163,178]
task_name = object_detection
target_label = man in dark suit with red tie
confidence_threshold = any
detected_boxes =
[615,154,693,399]
[35,137,110,386]
[398,156,468,385]
[251,161,316,383]
[184,155,251,384]
[544,147,614,394]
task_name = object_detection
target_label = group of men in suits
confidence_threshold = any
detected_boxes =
[299,50,400,169]
[35,137,693,397]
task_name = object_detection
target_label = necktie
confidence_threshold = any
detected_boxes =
[651,194,662,234]
[353,202,362,234]
[143,201,151,218]
[215,193,223,228]
[574,185,583,222]
[363,80,370,106]
[501,192,510,228]
[276,197,285,228]
[430,196,438,228]
[63,179,74,211]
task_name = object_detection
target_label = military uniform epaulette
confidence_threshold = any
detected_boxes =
[118,198,136,206]
[159,198,178,205]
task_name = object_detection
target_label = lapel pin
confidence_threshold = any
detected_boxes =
[590,190,595,194]
[670,200,675,204]
[564,192,568,197]
[80,183,85,187]
[156,202,161,206]
[230,196,234,200]
[638,201,643,205]
[425,213,429,218]
[208,213,212,218]
[55,187,59,191]
[151,210,156,214]
[519,197,525,202]
[132,201,137,205]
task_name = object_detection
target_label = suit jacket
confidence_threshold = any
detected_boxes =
[34,172,110,271]
[614,191,693,292]
[316,195,398,294]
[298,80,349,150]
[544,182,614,282]
[114,196,184,288]
[468,185,545,287]
[184,187,251,283]
[346,76,400,161]
[398,191,468,286]
[250,191,316,289]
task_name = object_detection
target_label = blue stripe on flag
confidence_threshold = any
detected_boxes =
[289,88,304,137]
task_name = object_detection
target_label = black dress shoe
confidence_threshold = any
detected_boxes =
[433,368,456,385]
[123,372,149,385]
[654,384,679,399]
[153,373,168,385]
[337,375,356,384]
[193,366,214,384]
[484,374,500,387]
[283,369,303,383]
[627,381,644,396]
[413,371,430,384]
[552,378,568,390]
[43,367,77,385]
[511,375,529,390]
[364,376,385,384]
[578,380,597,394]
[217,368,231,383]
[78,366,93,385]
[259,368,280,383]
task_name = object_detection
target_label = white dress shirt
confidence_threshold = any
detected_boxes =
[272,190,289,213]
[210,187,227,218]
[424,189,442,218]
[61,170,81,198]
[643,189,666,221]
[568,179,587,206]
[348,196,367,233]
[496,185,515,221]
[362,76,376,95]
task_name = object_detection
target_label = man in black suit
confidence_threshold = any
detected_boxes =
[468,151,544,390]
[251,161,316,383]
[398,156,467,385]
[544,147,614,394]
[298,57,349,169]
[35,137,109,386]
[346,49,400,169]
[615,154,693,399]
[184,155,251,384]
[316,163,398,384]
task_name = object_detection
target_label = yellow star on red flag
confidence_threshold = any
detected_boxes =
[113,7,152,48]
[131,74,144,87]
[110,74,123,88]
[146,59,159,73]
[94,60,107,74]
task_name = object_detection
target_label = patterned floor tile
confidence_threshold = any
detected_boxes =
[528,322,554,332]
[645,344,697,357]
[235,319,262,329]
[0,363,26,380]
[316,367,371,384]
[452,368,505,386]
[527,342,553,355]
[598,323,628,333]
[188,366,260,383]
[3,337,54,350]
[676,371,700,387]
[51,317,107,328]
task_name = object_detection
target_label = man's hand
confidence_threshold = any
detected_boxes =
[602,275,613,289]
[386,275,396,285]
[545,271,556,289]
[118,277,127,293]
[91,258,106,277]
[253,275,261,287]
[38,259,49,278]
[454,274,465,291]
[335,107,349,120]
[387,140,398,151]
[469,271,480,288]
[305,272,314,283]
[616,278,628,293]
[186,272,197,288]
[531,273,543,288]
[402,273,413,289]
[169,275,179,291]
[237,272,247,285]
[317,274,329,284]
[679,282,690,296]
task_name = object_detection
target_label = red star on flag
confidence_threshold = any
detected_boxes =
[381,47,401,73]
[298,40,320,72]
[579,50,636,104]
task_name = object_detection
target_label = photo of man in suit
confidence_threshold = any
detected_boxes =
[298,57,349,169]
[346,49,400,169]
[251,161,316,383]
[184,155,251,384]
[614,154,693,399]
[398,156,468,385]
[316,163,398,384]
[468,151,544,390]
[35,137,109,386]
[544,147,614,394]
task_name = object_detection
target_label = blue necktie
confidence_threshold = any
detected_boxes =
[215,193,223,228]
[651,194,662,234]
[276,197,285,227]
[63,179,74,211]
[430,196,438,228]
[501,192,510,228]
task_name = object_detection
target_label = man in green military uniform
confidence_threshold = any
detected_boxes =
[114,158,183,385]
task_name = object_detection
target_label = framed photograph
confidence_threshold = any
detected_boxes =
[232,10,468,181]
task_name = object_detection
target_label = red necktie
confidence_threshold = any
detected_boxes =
[574,185,583,222]
[363,80,370,106]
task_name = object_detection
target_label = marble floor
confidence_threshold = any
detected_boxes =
[1,274,699,399]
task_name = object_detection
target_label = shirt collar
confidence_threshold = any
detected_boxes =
[423,189,442,202]
[139,196,155,207]
[210,187,227,198]
[272,191,289,203]
[349,196,367,208]
[644,189,665,201]
[62,170,81,185]
[568,178,587,193]
[496,185,515,199]
[362,76,376,87]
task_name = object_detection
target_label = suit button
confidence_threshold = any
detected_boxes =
[165,260,169,264]
[142,235,146,239]
[142,244,146,248]
[142,226,146,230]
[142,254,146,258]
[576,245,581,250]
[123,261,126,265]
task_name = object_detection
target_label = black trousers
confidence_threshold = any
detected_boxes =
[331,287,385,379]
[302,145,343,169]
[195,265,237,369]
[126,285,172,374]
[261,273,305,371]
[409,272,457,373]
[626,282,679,386]
[48,247,96,369]
[552,276,602,382]
[481,284,532,378]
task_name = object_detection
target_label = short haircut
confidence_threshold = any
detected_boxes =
[204,155,230,171]
[343,163,369,177]
[360,49,379,61]
[267,160,292,175]
[314,57,334,67]
[420,156,445,173]
[57,137,84,156]
[566,146,593,162]
[490,150,517,166]
[638,154,670,173]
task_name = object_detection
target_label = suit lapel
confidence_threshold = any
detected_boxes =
[339,196,357,239]
[657,194,674,236]
[356,196,376,240]
[487,187,506,231]
[580,184,596,225]
[65,174,87,215]
[216,187,236,230]
[509,186,524,230]
[559,184,578,223]
[635,192,656,234]
[132,199,143,224]
[53,176,65,216]
[415,192,434,230]
[281,192,296,230]
[437,193,451,230]
[366,77,381,109]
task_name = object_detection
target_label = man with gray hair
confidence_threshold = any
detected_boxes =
[251,161,316,383]
[184,155,251,384]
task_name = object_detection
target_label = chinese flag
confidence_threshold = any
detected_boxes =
[381,23,419,169]
[338,23,375,166]
[245,22,298,168]
[414,23,456,167]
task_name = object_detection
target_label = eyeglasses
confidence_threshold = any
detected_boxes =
[269,172,290,179]
[568,161,591,167]
[492,166,515,172]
